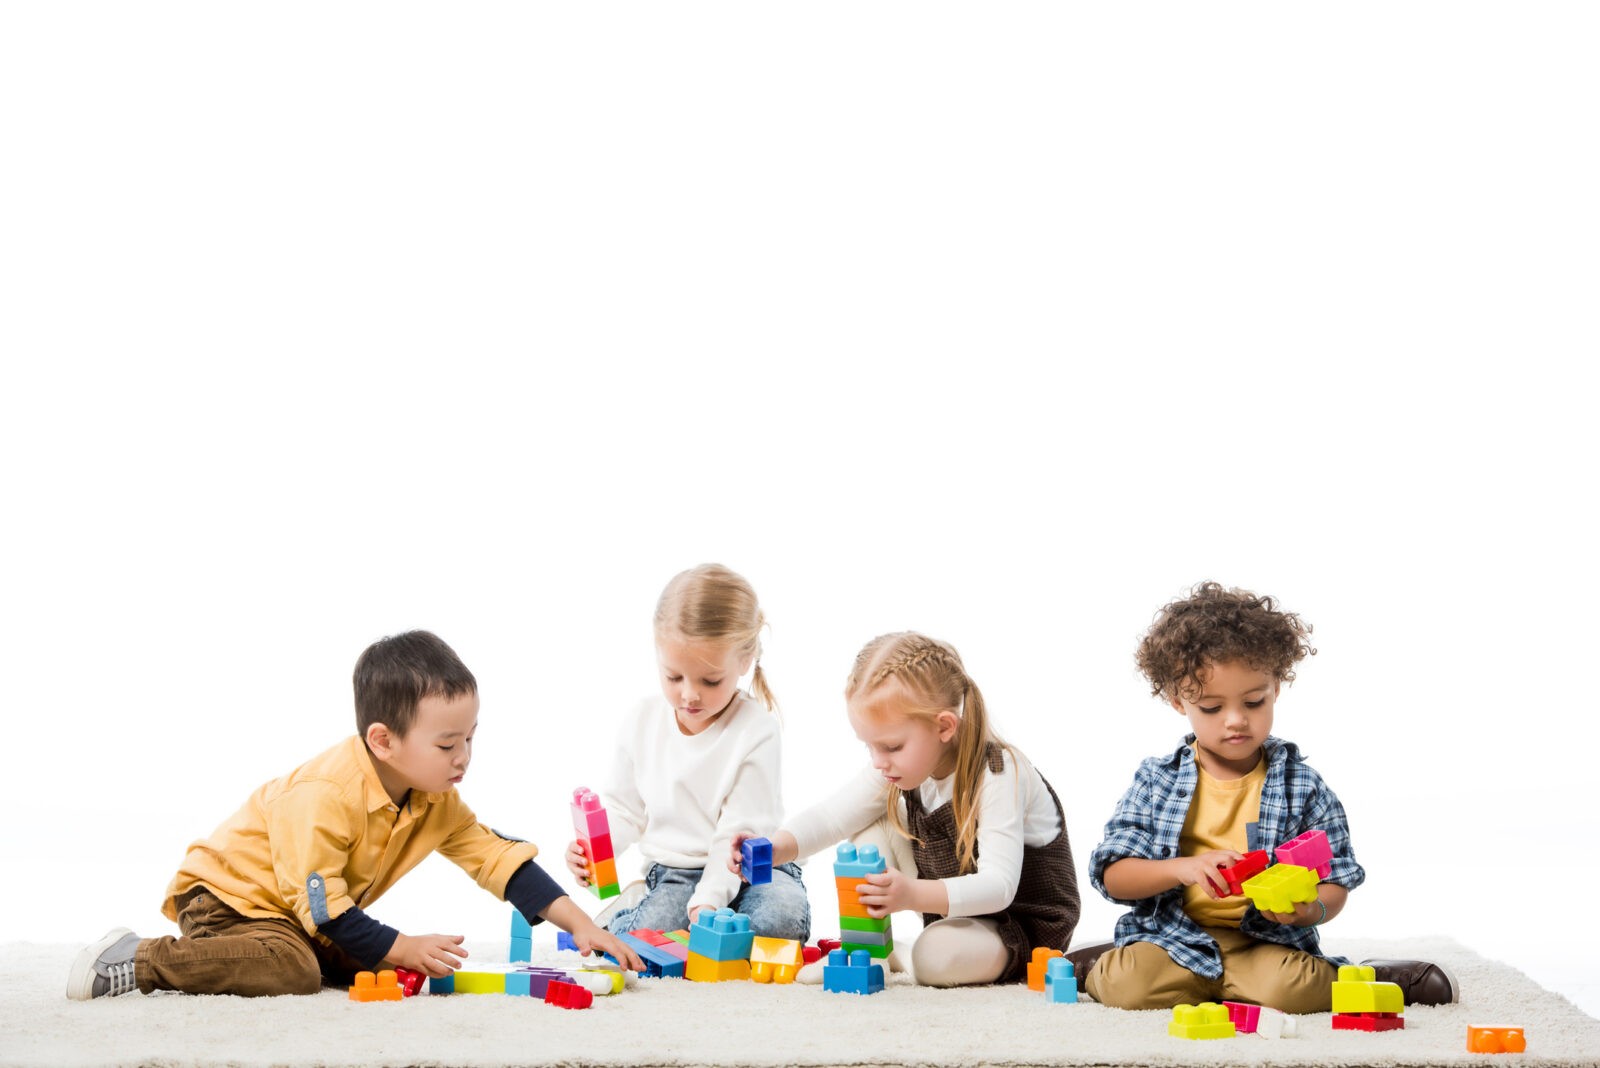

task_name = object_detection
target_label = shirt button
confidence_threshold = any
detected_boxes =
[1177,789,1188,798]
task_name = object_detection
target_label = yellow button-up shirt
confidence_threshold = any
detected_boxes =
[162,736,538,939]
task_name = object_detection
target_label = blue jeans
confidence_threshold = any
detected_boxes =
[606,862,810,942]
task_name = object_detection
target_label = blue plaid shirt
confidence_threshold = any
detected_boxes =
[1088,735,1365,980]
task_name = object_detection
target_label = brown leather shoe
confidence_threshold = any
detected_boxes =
[1064,940,1116,993]
[1360,958,1459,1005]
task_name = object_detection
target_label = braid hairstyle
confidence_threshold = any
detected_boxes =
[845,631,1004,873]
[654,563,779,713]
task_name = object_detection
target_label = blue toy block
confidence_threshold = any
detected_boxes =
[741,837,774,885]
[610,931,686,978]
[823,948,884,995]
[687,907,755,962]
[428,972,455,994]
[511,911,533,941]
[557,931,577,952]
[509,935,531,963]
[833,842,887,878]
[1044,958,1078,1004]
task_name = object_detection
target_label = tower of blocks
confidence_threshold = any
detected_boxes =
[1043,958,1077,1004]
[834,842,893,958]
[685,907,754,982]
[1169,1003,1237,1039]
[823,948,885,995]
[571,786,619,899]
[1331,964,1405,1031]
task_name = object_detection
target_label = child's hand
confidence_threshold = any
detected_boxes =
[576,925,644,972]
[1171,850,1241,899]
[565,840,591,886]
[383,933,467,978]
[856,867,921,918]
[1260,898,1325,926]
[727,832,758,878]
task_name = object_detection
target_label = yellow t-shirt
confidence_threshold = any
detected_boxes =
[1179,748,1266,928]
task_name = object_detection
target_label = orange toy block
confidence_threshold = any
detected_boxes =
[1467,1026,1527,1053]
[349,970,403,1002]
[1027,948,1064,992]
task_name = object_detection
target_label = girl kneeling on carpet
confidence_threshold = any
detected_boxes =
[732,631,1080,987]
[567,564,810,941]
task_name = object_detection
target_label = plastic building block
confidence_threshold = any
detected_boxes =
[557,931,577,952]
[1241,863,1319,914]
[1333,1012,1404,1032]
[749,936,804,984]
[349,970,403,1002]
[664,929,691,945]
[612,931,686,978]
[575,967,625,995]
[834,842,887,878]
[687,907,755,962]
[1332,976,1404,1015]
[741,837,774,884]
[1169,1002,1236,1039]
[392,967,424,997]
[1224,1001,1260,1033]
[571,786,611,838]
[1043,958,1078,1004]
[822,949,884,996]
[1255,1007,1298,1039]
[629,928,674,946]
[1027,948,1064,992]
[1217,850,1270,896]
[1276,829,1333,879]
[544,979,593,1009]
[685,953,751,982]
[1467,1025,1527,1053]
[505,967,569,998]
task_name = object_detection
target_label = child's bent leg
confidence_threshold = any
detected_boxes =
[730,862,810,941]
[605,865,697,934]
[139,890,323,996]
[1215,928,1338,1014]
[910,917,1009,987]
[1084,940,1217,1009]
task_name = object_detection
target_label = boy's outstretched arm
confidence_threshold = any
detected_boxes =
[1103,850,1243,901]
[381,933,468,977]
[540,896,644,971]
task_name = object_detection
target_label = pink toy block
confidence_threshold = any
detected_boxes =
[1276,829,1333,878]
[570,787,611,840]
[1224,1001,1261,1033]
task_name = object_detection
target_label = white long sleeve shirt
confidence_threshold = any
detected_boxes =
[786,746,1060,917]
[600,693,784,915]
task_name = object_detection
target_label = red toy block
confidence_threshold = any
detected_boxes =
[802,938,842,964]
[1217,850,1270,896]
[392,967,425,997]
[629,928,674,947]
[1467,1025,1527,1053]
[1333,1012,1405,1032]
[1224,1001,1261,1033]
[544,979,593,1009]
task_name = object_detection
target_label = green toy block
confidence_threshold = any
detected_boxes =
[1240,863,1319,913]
[1169,1002,1237,1040]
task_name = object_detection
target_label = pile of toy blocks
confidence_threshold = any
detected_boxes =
[1332,964,1405,1031]
[571,786,619,900]
[1229,829,1332,914]
[426,961,621,1005]
[685,907,754,981]
[611,927,690,978]
[834,842,893,960]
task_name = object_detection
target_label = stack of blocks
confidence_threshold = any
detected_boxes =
[1331,964,1405,1031]
[611,928,689,978]
[823,948,885,995]
[685,907,753,982]
[1043,958,1077,1004]
[834,842,892,959]
[571,787,619,899]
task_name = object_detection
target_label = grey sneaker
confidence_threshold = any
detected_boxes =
[66,928,141,1000]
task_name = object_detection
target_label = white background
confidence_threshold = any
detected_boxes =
[3,2,1595,1015]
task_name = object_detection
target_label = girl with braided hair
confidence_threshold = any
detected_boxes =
[732,631,1080,986]
[567,564,810,941]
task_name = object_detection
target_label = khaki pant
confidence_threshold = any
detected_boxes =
[136,889,366,997]
[1085,926,1338,1013]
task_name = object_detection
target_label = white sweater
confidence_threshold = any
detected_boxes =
[786,746,1060,917]
[600,692,784,914]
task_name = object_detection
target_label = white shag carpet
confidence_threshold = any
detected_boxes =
[5,936,1597,1068]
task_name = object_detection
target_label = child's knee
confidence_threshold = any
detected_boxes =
[910,918,1007,988]
[1085,943,1209,1010]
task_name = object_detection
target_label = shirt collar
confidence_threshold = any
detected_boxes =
[347,735,445,814]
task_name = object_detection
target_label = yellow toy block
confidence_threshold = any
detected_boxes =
[1169,1002,1237,1039]
[454,969,508,994]
[1332,964,1404,1014]
[685,952,750,982]
[749,937,803,984]
[348,970,403,1002]
[1241,863,1318,913]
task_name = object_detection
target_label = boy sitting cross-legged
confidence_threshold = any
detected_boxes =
[1078,583,1455,1012]
[67,630,641,999]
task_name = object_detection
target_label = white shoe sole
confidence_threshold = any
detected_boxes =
[65,927,135,1001]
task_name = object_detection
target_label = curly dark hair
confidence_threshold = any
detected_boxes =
[1136,582,1316,701]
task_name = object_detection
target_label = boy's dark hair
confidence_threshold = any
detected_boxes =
[1136,582,1315,701]
[353,630,477,738]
